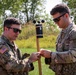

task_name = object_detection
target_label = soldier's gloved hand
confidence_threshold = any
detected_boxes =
[40,49,52,58]
[22,53,30,59]
[28,52,41,63]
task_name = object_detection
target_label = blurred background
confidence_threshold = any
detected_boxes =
[0,0,76,75]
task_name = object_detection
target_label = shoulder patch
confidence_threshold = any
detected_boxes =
[0,45,8,54]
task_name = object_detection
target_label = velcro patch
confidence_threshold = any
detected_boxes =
[0,45,8,54]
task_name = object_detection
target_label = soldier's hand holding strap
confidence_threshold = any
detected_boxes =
[28,52,41,63]
[40,49,52,64]
[40,49,52,58]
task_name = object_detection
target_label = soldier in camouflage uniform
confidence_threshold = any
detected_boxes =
[40,3,76,75]
[0,17,40,75]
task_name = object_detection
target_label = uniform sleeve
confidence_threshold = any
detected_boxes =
[0,45,30,72]
[51,51,73,64]
[50,28,76,64]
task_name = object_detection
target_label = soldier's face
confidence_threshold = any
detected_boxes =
[52,12,67,29]
[5,24,21,41]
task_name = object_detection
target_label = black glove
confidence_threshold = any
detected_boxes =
[22,53,34,71]
[45,58,51,64]
[29,63,34,71]
[22,53,30,59]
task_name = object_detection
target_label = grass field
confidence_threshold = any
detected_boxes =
[20,48,55,75]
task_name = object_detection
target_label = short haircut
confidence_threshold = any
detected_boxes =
[50,3,70,15]
[4,17,21,27]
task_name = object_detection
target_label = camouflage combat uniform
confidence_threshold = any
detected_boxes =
[0,35,34,75]
[49,23,76,75]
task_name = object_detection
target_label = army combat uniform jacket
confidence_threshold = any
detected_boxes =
[48,23,76,75]
[0,35,34,75]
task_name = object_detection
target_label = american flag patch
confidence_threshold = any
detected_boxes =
[0,45,8,54]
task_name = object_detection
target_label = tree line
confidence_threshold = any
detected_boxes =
[0,0,46,24]
[0,0,76,23]
[0,0,76,35]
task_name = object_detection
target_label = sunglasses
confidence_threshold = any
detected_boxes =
[7,27,21,33]
[53,13,66,22]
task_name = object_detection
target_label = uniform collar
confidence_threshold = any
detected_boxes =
[1,35,15,48]
[61,23,73,33]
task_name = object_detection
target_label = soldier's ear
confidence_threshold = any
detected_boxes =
[65,13,69,18]
[4,27,9,31]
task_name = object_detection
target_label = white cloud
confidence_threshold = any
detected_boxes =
[46,0,62,14]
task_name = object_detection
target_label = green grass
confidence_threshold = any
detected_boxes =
[20,48,55,75]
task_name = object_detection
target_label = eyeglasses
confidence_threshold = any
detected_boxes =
[7,27,21,33]
[53,13,66,22]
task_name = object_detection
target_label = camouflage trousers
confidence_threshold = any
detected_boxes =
[50,63,76,75]
[9,72,28,75]
[0,66,28,75]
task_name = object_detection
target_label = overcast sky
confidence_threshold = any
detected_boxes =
[46,0,62,14]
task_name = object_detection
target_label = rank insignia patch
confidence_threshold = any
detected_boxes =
[0,45,8,54]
